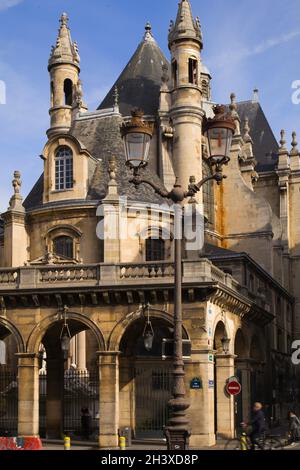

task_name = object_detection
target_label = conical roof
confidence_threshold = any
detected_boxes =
[168,0,203,48]
[48,13,80,71]
[98,23,169,116]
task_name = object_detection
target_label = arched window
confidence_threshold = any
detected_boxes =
[0,340,6,365]
[146,238,165,262]
[202,160,214,229]
[188,58,198,85]
[172,60,178,88]
[55,146,73,191]
[64,79,73,106]
[53,236,74,259]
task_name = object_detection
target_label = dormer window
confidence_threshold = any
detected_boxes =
[55,146,73,191]
[188,58,198,85]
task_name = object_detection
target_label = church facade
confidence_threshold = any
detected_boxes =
[0,0,298,448]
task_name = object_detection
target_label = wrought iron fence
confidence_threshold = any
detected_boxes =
[134,365,173,439]
[0,366,18,436]
[39,368,99,440]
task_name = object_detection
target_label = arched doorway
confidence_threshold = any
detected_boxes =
[0,323,23,437]
[37,315,103,441]
[118,315,188,440]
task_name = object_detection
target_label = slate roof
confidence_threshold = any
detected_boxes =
[237,101,279,172]
[24,113,171,211]
[98,25,169,117]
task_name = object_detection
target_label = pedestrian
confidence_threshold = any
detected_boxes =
[249,402,266,450]
[81,407,91,440]
[288,410,300,446]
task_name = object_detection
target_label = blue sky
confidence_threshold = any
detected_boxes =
[0,0,300,211]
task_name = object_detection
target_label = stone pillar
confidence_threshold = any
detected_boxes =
[236,359,251,422]
[46,357,64,438]
[215,354,236,439]
[185,351,216,447]
[119,357,134,429]
[17,353,39,437]
[98,352,120,448]
[77,331,87,372]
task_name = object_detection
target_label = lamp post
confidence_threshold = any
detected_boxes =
[121,106,235,450]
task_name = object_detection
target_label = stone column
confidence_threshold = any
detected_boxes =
[236,359,251,422]
[46,357,64,438]
[98,352,120,448]
[77,331,87,372]
[215,354,236,439]
[17,353,39,437]
[185,351,216,447]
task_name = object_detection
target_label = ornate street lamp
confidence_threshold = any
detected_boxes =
[204,105,236,168]
[60,306,71,361]
[142,304,155,352]
[121,107,235,450]
[221,333,231,355]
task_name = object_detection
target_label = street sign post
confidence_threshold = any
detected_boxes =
[226,379,242,397]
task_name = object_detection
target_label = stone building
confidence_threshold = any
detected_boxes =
[0,0,298,448]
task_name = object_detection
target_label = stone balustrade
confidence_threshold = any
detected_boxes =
[0,259,237,292]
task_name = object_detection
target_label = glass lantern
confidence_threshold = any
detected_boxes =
[121,110,154,169]
[204,105,236,166]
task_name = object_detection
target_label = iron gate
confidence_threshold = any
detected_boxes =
[134,365,172,439]
[39,368,99,440]
[0,366,18,436]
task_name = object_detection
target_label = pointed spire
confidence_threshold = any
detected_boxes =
[49,13,80,70]
[168,0,203,48]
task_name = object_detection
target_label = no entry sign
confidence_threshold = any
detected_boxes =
[226,380,241,396]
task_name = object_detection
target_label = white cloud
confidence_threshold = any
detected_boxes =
[0,0,23,12]
[210,30,300,70]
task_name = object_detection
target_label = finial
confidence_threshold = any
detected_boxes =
[108,156,117,182]
[291,131,298,154]
[279,130,287,150]
[12,170,21,195]
[8,170,24,211]
[243,117,252,143]
[60,12,69,27]
[230,93,237,111]
[253,88,259,103]
[144,21,154,41]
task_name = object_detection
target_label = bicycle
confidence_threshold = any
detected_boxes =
[225,431,283,451]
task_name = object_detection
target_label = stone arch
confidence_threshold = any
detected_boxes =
[213,321,228,353]
[27,311,105,353]
[0,317,25,353]
[108,308,190,352]
[234,329,248,358]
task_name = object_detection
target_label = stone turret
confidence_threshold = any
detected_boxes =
[168,0,205,203]
[47,13,86,138]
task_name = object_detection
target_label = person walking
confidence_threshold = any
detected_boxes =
[288,411,300,446]
[249,402,266,450]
